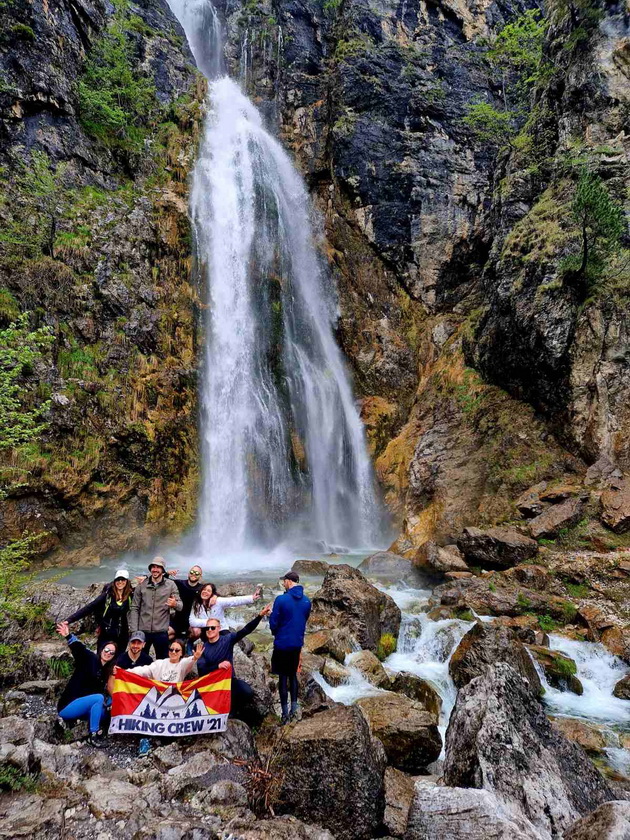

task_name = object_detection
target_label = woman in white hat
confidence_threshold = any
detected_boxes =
[64,569,134,653]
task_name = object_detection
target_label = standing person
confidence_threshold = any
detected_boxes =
[128,557,182,659]
[167,565,205,637]
[269,571,311,724]
[116,631,153,670]
[196,605,272,718]
[56,621,117,747]
[189,582,262,630]
[64,570,133,653]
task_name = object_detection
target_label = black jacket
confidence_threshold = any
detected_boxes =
[66,589,132,641]
[171,578,204,633]
[196,615,262,676]
[57,637,112,711]
[116,650,153,669]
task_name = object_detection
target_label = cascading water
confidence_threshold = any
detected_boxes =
[166,0,385,562]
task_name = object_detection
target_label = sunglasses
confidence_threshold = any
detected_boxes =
[169,646,182,652]
[189,570,202,576]
[102,648,116,655]
[114,577,127,582]
[207,625,220,630]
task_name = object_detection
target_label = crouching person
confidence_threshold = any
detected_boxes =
[56,620,117,747]
[116,630,153,669]
[196,604,272,724]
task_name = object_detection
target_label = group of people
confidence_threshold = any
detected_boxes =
[56,558,312,749]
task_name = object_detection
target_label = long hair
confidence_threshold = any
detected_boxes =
[192,582,217,616]
[108,579,132,603]
[100,642,118,680]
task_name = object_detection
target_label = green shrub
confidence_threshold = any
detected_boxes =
[455,608,475,622]
[376,633,397,661]
[565,581,590,599]
[463,102,514,145]
[537,614,558,633]
[11,23,35,40]
[554,655,578,677]
[516,592,532,610]
[0,763,36,791]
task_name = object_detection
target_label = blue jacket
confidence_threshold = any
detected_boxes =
[269,586,311,650]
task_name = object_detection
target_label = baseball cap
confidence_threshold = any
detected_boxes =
[114,569,130,580]
[129,631,146,643]
[282,571,300,583]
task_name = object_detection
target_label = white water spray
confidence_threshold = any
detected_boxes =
[167,0,384,561]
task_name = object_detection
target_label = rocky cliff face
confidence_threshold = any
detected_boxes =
[215,0,629,548]
[0,0,205,564]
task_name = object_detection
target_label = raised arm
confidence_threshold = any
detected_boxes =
[216,594,255,608]
[233,604,272,643]
[65,591,107,624]
[126,661,159,679]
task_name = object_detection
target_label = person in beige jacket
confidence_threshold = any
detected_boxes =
[128,557,182,659]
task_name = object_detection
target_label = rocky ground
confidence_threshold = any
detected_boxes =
[1,552,629,839]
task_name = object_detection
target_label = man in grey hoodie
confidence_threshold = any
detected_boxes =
[128,557,182,659]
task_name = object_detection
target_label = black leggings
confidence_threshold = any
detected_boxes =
[278,674,299,709]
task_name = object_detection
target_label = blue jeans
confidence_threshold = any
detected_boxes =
[59,694,105,733]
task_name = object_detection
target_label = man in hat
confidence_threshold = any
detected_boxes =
[116,631,153,670]
[128,557,182,659]
[269,571,311,724]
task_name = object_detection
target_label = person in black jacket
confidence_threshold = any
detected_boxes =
[56,620,117,747]
[64,569,133,653]
[197,604,271,719]
[116,631,153,670]
[166,565,205,637]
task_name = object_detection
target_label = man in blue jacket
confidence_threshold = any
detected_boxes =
[269,571,311,724]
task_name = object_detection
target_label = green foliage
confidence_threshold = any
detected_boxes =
[516,592,532,610]
[488,581,497,593]
[77,5,158,153]
[0,763,36,791]
[559,170,626,297]
[323,0,342,14]
[463,102,514,145]
[565,581,590,598]
[10,23,34,40]
[48,657,73,679]
[555,655,578,677]
[376,632,397,661]
[455,608,475,622]
[559,600,578,622]
[0,314,54,451]
[537,614,558,632]
[0,288,19,324]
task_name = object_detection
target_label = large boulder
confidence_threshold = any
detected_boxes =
[457,527,538,569]
[275,704,386,840]
[356,691,441,773]
[303,628,357,662]
[384,766,415,837]
[0,794,65,838]
[413,541,469,577]
[612,675,630,699]
[358,550,427,584]
[563,801,630,840]
[390,671,442,717]
[404,785,542,839]
[310,564,401,652]
[550,718,607,754]
[449,622,542,695]
[291,559,332,577]
[443,663,614,837]
[347,649,390,687]
[527,645,583,695]
[528,497,585,540]
[232,647,274,725]
[600,477,630,533]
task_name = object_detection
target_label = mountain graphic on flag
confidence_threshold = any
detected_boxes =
[135,685,209,720]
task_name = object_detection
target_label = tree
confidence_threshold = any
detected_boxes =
[561,170,626,294]
[487,9,547,114]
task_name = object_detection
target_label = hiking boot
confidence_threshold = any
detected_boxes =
[86,731,105,749]
[138,738,151,757]
[289,702,300,721]
[280,709,290,726]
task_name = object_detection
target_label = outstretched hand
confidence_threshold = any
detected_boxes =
[112,665,120,675]
[259,603,272,617]
[56,621,70,637]
[167,568,179,578]
[193,641,204,661]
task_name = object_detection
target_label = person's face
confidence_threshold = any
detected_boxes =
[114,577,126,592]
[168,642,184,662]
[149,564,163,582]
[129,639,144,656]
[206,621,220,642]
[281,578,290,591]
[100,643,116,665]
[188,566,202,584]
[201,584,214,601]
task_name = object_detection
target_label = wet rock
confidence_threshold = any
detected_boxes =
[413,541,469,577]
[449,622,542,695]
[276,704,386,840]
[600,478,630,534]
[550,718,607,753]
[232,647,274,726]
[0,793,65,838]
[405,786,542,839]
[600,625,630,664]
[356,691,441,773]
[613,675,630,700]
[389,672,442,718]
[304,629,357,663]
[528,497,585,540]
[457,527,538,569]
[527,645,583,695]
[347,649,390,688]
[321,658,351,687]
[516,482,549,519]
[358,550,427,584]
[490,615,541,644]
[564,801,630,840]
[443,663,614,836]
[291,559,332,577]
[310,565,401,652]
[384,766,415,838]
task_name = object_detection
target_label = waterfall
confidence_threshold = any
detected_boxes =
[166,0,385,561]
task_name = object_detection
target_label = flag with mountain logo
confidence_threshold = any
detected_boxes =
[110,666,231,737]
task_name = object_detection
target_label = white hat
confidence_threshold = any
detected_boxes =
[114,569,130,580]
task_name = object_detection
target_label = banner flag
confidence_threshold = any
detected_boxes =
[110,665,232,737]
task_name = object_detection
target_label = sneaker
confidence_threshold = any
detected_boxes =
[280,709,290,726]
[86,731,105,749]
[138,738,151,757]
[290,702,300,721]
